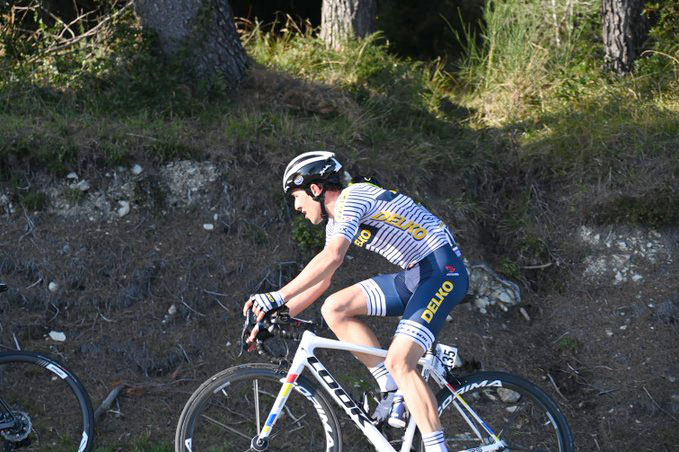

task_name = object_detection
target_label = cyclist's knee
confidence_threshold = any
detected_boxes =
[321,287,366,326]
[384,354,414,378]
[385,351,419,378]
[321,293,348,326]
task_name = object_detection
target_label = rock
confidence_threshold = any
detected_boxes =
[203,223,214,231]
[76,180,90,192]
[498,388,521,403]
[131,164,143,175]
[168,304,177,315]
[467,263,521,313]
[161,161,221,207]
[66,172,79,180]
[117,200,130,218]
[48,281,59,293]
[580,226,672,285]
[48,331,66,342]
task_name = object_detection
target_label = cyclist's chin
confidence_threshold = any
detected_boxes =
[304,213,322,224]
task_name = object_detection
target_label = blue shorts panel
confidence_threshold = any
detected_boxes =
[359,245,469,350]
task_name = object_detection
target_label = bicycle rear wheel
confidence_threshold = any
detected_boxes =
[428,371,574,451]
[175,363,342,452]
[0,351,95,451]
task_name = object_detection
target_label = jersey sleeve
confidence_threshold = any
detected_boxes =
[326,187,372,244]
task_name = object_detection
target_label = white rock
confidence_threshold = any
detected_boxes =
[168,304,177,315]
[606,329,614,337]
[213,213,219,221]
[117,201,130,218]
[76,180,90,192]
[498,292,512,304]
[49,331,66,342]
[66,172,79,180]
[203,223,214,231]
[131,164,143,175]
[48,281,59,293]
[498,388,521,403]
[614,271,624,284]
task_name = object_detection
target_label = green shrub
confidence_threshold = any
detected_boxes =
[291,215,324,253]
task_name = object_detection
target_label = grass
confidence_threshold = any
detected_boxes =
[1,1,677,274]
[94,434,173,452]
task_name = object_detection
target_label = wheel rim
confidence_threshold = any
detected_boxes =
[183,371,337,451]
[0,356,92,451]
[437,379,566,451]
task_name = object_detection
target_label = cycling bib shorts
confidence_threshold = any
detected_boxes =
[357,245,469,352]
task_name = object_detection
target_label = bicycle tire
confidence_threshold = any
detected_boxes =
[423,371,574,452]
[0,351,95,451]
[175,363,343,452]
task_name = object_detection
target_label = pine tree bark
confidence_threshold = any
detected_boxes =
[134,0,248,87]
[602,0,649,74]
[320,0,376,50]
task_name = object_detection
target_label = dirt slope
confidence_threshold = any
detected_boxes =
[1,157,677,451]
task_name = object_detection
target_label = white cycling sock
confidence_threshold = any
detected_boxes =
[422,430,447,452]
[368,361,398,392]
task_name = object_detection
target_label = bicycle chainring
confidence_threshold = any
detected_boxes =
[0,411,32,443]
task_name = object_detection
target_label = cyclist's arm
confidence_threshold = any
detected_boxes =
[285,278,331,316]
[279,235,350,302]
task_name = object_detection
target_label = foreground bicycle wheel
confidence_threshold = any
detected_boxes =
[430,371,574,452]
[0,351,95,451]
[175,363,342,452]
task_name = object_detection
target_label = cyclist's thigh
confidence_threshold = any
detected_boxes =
[323,283,372,317]
[396,268,468,352]
[356,271,410,317]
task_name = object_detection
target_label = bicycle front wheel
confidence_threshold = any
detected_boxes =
[0,351,95,451]
[428,371,574,452]
[175,363,342,452]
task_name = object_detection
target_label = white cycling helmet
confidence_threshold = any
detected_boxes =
[282,151,344,194]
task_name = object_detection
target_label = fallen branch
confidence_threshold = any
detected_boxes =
[643,386,679,423]
[547,373,568,402]
[94,384,126,421]
[519,262,553,270]
[519,307,531,322]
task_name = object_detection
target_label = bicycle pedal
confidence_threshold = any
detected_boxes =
[371,391,396,423]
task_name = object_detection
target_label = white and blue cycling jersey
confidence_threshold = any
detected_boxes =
[325,182,468,352]
[325,183,459,269]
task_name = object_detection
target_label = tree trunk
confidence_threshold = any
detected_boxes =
[602,0,649,74]
[320,0,376,51]
[134,0,248,87]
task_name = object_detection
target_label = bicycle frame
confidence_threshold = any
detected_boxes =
[257,330,506,452]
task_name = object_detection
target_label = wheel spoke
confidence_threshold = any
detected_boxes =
[200,414,253,441]
[436,372,572,452]
[176,366,341,451]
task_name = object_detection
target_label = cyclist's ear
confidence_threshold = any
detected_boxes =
[309,183,323,197]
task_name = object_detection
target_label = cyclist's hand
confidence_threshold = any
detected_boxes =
[246,322,260,344]
[243,291,285,322]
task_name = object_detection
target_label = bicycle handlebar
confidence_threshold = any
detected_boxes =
[240,306,321,358]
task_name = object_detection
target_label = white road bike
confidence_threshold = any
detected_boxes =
[175,311,574,452]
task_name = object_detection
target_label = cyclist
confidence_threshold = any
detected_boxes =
[243,151,468,452]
